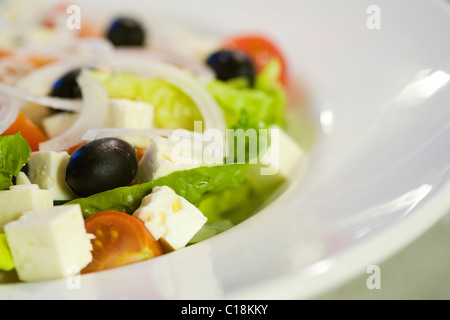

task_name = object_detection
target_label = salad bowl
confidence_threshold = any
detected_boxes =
[0,0,449,300]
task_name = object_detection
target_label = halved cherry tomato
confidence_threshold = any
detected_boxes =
[81,211,164,274]
[222,34,289,87]
[2,112,48,152]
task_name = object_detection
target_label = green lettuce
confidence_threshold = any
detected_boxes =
[197,182,251,223]
[206,59,287,164]
[96,58,287,133]
[190,175,284,244]
[96,72,203,130]
[0,234,14,272]
[206,58,287,131]
[66,164,250,218]
[0,133,31,191]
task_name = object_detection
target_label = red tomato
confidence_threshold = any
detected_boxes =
[222,34,289,87]
[81,211,164,274]
[2,112,48,152]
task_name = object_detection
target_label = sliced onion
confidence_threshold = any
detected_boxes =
[82,128,171,144]
[0,94,22,134]
[0,82,81,112]
[15,38,115,64]
[113,48,215,79]
[16,56,97,96]
[38,70,109,152]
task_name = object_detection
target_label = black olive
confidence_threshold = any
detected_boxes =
[65,138,138,197]
[49,68,83,99]
[206,49,256,86]
[106,17,146,47]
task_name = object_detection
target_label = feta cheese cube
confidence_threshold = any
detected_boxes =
[0,184,53,232]
[106,99,155,129]
[260,125,306,177]
[104,99,155,149]
[247,125,307,192]
[135,139,201,183]
[4,204,94,282]
[42,112,78,139]
[26,151,77,201]
[133,186,207,250]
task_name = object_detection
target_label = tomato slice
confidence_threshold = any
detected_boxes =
[2,112,48,152]
[82,211,164,274]
[222,34,289,87]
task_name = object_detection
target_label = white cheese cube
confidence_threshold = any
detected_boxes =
[26,151,77,201]
[42,112,79,139]
[258,125,306,177]
[104,99,155,149]
[0,184,53,232]
[133,186,207,250]
[4,204,93,282]
[106,99,154,129]
[135,139,200,183]
[247,125,307,192]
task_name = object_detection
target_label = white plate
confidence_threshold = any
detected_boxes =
[1,0,450,300]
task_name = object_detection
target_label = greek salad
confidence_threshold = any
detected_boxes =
[0,1,308,283]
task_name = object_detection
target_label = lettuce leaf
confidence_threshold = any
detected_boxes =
[96,58,286,133]
[0,133,31,191]
[96,72,203,131]
[190,175,284,244]
[197,182,251,223]
[66,164,250,218]
[206,58,287,131]
[206,59,287,163]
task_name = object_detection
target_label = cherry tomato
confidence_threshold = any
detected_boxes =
[81,211,163,274]
[222,34,289,87]
[2,112,48,152]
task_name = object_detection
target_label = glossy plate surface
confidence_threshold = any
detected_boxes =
[1,0,449,299]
